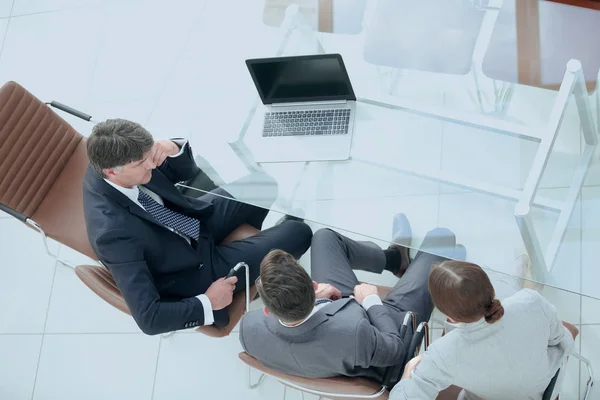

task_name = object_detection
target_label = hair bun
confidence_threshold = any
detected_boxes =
[484,299,504,323]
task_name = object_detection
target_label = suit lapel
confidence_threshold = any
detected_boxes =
[144,169,190,209]
[88,167,171,229]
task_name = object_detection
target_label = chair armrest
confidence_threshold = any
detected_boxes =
[48,101,92,121]
[0,202,27,222]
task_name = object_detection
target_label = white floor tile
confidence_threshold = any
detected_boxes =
[153,334,284,400]
[438,192,522,275]
[301,194,439,254]
[44,261,141,334]
[582,187,600,301]
[11,0,99,16]
[0,1,11,19]
[516,91,584,191]
[441,122,527,190]
[89,0,207,104]
[0,334,42,400]
[580,326,600,400]
[0,8,103,111]
[147,1,283,149]
[559,330,582,400]
[84,99,156,137]
[0,219,57,333]
[437,188,583,296]
[530,188,582,294]
[582,296,600,325]
[33,333,159,400]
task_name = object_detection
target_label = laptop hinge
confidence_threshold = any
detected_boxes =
[271,100,348,107]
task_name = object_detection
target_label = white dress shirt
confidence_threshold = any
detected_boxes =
[279,294,383,327]
[103,139,215,326]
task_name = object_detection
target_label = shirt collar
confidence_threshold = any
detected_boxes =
[278,302,329,328]
[104,178,140,205]
[445,317,487,330]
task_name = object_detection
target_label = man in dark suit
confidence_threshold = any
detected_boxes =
[83,119,312,335]
[240,214,464,383]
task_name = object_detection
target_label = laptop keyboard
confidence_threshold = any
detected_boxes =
[262,109,351,137]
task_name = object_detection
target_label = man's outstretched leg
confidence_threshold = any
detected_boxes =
[383,227,458,326]
[213,220,313,292]
[310,214,412,297]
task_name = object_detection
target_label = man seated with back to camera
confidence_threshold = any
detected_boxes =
[239,213,465,384]
[83,118,313,335]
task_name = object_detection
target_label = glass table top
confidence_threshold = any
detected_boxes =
[157,0,600,300]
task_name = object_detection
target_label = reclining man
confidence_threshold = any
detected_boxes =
[239,214,465,383]
[83,119,313,335]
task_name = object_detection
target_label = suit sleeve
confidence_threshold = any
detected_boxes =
[96,228,207,335]
[354,304,407,368]
[157,139,201,184]
[390,346,453,400]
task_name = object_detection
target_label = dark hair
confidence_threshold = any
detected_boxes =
[428,260,504,324]
[86,118,154,178]
[257,249,315,323]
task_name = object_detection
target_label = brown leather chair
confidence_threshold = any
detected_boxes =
[240,351,389,400]
[0,80,258,338]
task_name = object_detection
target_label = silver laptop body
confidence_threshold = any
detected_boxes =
[245,54,357,163]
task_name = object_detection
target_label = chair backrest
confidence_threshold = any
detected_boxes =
[0,81,97,260]
[239,352,389,400]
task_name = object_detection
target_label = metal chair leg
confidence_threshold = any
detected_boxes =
[248,364,267,389]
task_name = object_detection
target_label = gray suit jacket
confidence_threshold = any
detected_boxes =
[239,298,407,382]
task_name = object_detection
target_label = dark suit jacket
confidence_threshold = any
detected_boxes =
[83,141,218,335]
[239,298,407,382]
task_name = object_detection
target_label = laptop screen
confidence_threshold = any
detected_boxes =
[246,54,356,105]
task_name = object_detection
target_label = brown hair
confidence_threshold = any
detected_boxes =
[428,260,504,324]
[257,249,315,323]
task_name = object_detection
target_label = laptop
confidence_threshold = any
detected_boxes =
[245,54,357,163]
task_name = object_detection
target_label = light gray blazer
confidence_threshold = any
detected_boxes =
[390,289,575,400]
[239,298,408,382]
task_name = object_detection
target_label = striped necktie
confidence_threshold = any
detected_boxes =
[137,189,200,241]
[315,298,333,306]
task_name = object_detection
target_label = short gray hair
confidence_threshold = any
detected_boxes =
[86,119,154,178]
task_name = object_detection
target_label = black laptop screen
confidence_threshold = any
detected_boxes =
[246,55,356,104]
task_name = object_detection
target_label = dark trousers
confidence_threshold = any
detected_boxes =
[310,227,460,327]
[197,173,313,293]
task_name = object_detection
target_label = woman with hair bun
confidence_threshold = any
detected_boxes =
[391,260,575,400]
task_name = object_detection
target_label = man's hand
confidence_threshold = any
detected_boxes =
[205,277,237,310]
[315,283,342,300]
[401,355,423,380]
[151,140,181,167]
[352,283,379,305]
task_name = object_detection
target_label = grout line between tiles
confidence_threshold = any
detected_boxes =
[579,129,584,327]
[143,0,209,126]
[9,4,98,19]
[0,0,14,59]
[150,337,163,400]
[30,259,59,400]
